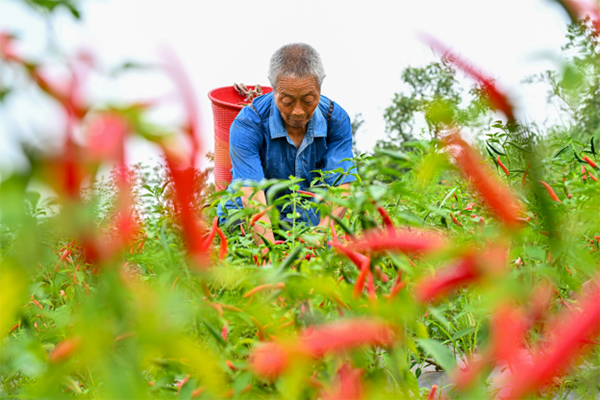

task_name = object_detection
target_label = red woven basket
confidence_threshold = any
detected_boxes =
[208,85,272,192]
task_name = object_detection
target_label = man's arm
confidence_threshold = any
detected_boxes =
[241,187,275,245]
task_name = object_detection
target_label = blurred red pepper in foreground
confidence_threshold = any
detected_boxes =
[86,113,129,165]
[0,31,24,63]
[49,337,81,364]
[162,151,210,268]
[249,319,395,380]
[422,35,516,122]
[416,245,507,304]
[555,0,600,35]
[414,251,481,304]
[452,305,530,392]
[506,280,600,399]
[321,363,364,400]
[343,227,447,256]
[444,132,523,228]
[300,318,395,357]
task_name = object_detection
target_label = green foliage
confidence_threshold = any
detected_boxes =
[525,17,600,142]
[1,7,599,400]
[21,0,82,19]
[378,61,489,151]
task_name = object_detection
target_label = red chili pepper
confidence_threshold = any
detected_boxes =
[385,270,406,300]
[250,206,273,227]
[86,113,129,164]
[497,156,510,176]
[521,164,529,187]
[427,385,438,400]
[300,318,395,357]
[297,190,323,202]
[423,36,515,121]
[322,363,364,400]
[374,266,389,283]
[31,295,43,310]
[249,342,290,381]
[250,316,266,341]
[444,133,522,228]
[415,252,481,303]
[589,171,597,182]
[509,281,600,399]
[9,323,19,334]
[583,155,597,169]
[353,257,371,298]
[162,154,210,267]
[538,180,562,203]
[49,337,81,363]
[344,228,447,255]
[226,360,237,370]
[59,249,71,262]
[329,241,369,270]
[374,204,394,230]
[330,219,339,243]
[366,270,376,300]
[450,212,462,226]
[0,32,25,63]
[243,283,285,298]
[215,227,228,260]
[176,374,190,392]
[198,216,219,254]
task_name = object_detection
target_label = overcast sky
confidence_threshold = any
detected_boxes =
[0,0,583,178]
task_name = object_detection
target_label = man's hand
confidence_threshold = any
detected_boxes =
[241,187,275,246]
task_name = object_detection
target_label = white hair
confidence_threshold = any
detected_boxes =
[268,43,325,90]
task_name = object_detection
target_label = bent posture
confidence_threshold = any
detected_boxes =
[218,43,357,244]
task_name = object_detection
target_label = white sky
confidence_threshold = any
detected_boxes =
[0,0,582,179]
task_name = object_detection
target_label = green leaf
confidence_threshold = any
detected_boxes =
[277,246,303,274]
[368,185,387,201]
[553,145,570,158]
[374,148,410,162]
[447,327,475,342]
[200,317,227,347]
[330,215,354,236]
[418,339,456,371]
[438,188,456,209]
[486,142,505,156]
[507,141,532,153]
[266,178,303,204]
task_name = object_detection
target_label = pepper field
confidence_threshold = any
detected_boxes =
[1,3,600,400]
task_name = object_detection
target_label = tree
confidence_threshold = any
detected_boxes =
[377,60,488,151]
[525,16,600,141]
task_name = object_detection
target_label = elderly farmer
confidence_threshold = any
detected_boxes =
[217,43,357,244]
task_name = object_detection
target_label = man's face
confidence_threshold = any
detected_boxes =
[274,76,321,130]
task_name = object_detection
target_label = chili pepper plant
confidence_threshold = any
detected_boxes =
[1,9,599,400]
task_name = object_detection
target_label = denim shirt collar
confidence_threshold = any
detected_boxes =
[269,96,328,141]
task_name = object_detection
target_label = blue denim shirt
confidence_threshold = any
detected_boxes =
[217,91,357,226]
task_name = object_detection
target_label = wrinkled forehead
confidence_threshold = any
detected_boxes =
[275,75,320,95]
